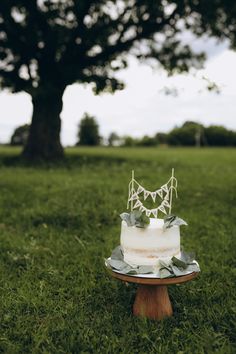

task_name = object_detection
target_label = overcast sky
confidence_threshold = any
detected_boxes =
[0,36,236,146]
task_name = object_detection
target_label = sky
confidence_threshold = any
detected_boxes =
[0,36,236,146]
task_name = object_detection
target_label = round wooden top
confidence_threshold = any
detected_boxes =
[109,269,199,285]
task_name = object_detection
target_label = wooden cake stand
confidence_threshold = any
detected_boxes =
[110,270,199,320]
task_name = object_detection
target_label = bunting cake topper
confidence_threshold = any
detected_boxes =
[127,169,178,218]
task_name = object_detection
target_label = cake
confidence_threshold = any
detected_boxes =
[119,169,187,268]
[120,218,180,266]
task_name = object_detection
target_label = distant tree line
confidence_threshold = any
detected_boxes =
[10,116,236,148]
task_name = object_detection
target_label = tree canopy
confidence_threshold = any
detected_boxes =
[77,113,100,146]
[10,123,29,146]
[0,0,236,159]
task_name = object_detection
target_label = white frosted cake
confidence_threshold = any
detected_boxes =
[119,169,187,269]
[120,217,180,266]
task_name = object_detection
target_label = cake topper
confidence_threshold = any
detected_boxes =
[127,169,178,218]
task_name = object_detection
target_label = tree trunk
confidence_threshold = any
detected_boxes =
[23,88,64,160]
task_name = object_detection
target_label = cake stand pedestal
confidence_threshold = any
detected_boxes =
[110,271,198,320]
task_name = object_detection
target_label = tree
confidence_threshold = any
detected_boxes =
[108,132,120,146]
[10,124,29,146]
[0,1,236,159]
[168,121,205,146]
[155,132,168,145]
[204,125,236,146]
[136,135,158,146]
[77,113,100,146]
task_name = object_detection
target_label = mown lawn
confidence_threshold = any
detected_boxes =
[0,146,235,353]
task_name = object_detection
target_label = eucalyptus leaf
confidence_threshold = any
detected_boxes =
[160,268,173,278]
[109,259,127,271]
[185,263,200,272]
[172,256,188,269]
[126,269,139,275]
[163,215,188,230]
[120,210,150,228]
[180,251,195,264]
[137,265,153,274]
[171,265,186,276]
[158,260,172,270]
[120,213,132,226]
[111,246,124,261]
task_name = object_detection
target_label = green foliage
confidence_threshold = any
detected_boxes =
[77,113,101,146]
[2,1,236,95]
[108,132,120,147]
[0,146,235,352]
[167,122,236,147]
[164,215,188,229]
[168,121,205,146]
[107,246,199,276]
[120,135,158,147]
[155,132,168,145]
[120,210,150,228]
[1,2,236,159]
[10,124,30,146]
[205,125,236,146]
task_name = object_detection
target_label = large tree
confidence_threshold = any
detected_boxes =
[0,1,236,159]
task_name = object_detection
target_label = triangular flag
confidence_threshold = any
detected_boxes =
[151,208,158,218]
[158,205,167,215]
[151,192,156,202]
[140,206,146,212]
[129,193,138,201]
[144,191,150,200]
[133,200,142,209]
[162,200,170,208]
[156,189,163,199]
[164,192,169,200]
[146,209,151,217]
[161,184,168,193]
[137,185,144,194]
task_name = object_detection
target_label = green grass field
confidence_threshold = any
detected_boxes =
[0,146,235,353]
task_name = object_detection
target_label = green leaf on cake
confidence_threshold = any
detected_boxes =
[163,215,188,230]
[120,210,150,228]
[120,213,132,226]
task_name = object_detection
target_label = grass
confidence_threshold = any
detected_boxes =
[0,146,235,353]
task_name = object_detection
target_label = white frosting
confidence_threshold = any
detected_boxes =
[120,218,180,266]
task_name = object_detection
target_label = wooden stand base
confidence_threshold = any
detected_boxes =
[133,285,173,320]
[109,270,198,320]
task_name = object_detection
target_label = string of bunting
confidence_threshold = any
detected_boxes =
[127,169,178,217]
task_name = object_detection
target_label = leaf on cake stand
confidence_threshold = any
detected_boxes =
[137,265,154,274]
[111,245,124,260]
[159,268,173,278]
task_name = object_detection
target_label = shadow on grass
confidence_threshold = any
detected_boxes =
[0,151,127,169]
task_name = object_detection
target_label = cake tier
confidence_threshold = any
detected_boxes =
[120,218,180,266]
